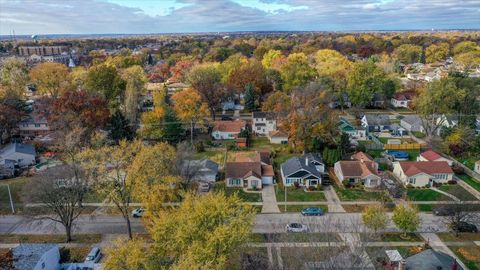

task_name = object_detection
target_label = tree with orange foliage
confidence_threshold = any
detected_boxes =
[227,60,273,99]
[30,62,71,98]
[169,60,194,82]
[171,88,209,144]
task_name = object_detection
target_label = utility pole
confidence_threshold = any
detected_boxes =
[284,185,287,212]
[7,184,15,214]
[190,120,193,146]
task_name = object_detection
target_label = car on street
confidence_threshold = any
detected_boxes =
[301,207,324,216]
[286,223,308,233]
[454,222,478,233]
[132,208,145,218]
[84,247,102,264]
[433,206,455,216]
[198,182,210,192]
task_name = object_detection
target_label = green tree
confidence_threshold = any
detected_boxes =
[362,205,389,235]
[162,107,184,145]
[122,65,147,125]
[425,43,449,63]
[107,111,135,143]
[393,44,423,64]
[29,62,71,98]
[85,64,125,107]
[280,53,316,92]
[453,41,479,55]
[244,84,255,112]
[261,49,283,69]
[392,205,421,237]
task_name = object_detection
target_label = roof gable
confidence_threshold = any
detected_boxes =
[399,161,453,177]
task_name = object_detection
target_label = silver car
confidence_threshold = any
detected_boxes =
[84,247,102,263]
[286,223,308,233]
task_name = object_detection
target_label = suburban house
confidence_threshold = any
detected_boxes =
[390,90,415,108]
[18,98,51,138]
[211,120,246,140]
[403,249,463,270]
[476,118,480,135]
[226,151,274,189]
[436,114,458,135]
[338,118,366,140]
[400,115,425,133]
[181,159,219,183]
[370,93,386,108]
[0,143,36,168]
[328,93,352,109]
[334,152,381,188]
[267,130,288,144]
[393,161,454,187]
[361,114,391,133]
[252,112,277,136]
[474,160,480,174]
[417,149,453,166]
[12,244,61,270]
[280,153,326,187]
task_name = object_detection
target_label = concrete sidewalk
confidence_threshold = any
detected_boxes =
[457,179,480,200]
[261,185,280,213]
[323,187,346,212]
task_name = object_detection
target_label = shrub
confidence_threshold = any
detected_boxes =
[308,186,315,191]
[447,180,457,185]
[293,182,300,189]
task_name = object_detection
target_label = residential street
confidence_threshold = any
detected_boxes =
[1,212,470,235]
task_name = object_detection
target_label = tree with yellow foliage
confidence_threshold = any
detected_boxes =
[122,65,147,125]
[261,49,284,70]
[171,88,209,144]
[30,62,71,98]
[104,192,255,270]
[362,204,389,236]
[425,43,449,63]
[280,53,316,92]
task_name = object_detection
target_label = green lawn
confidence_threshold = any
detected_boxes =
[335,187,389,201]
[250,137,287,151]
[458,156,478,170]
[272,153,300,169]
[193,150,225,165]
[0,177,31,213]
[417,204,433,212]
[214,182,262,202]
[0,234,102,244]
[438,184,477,201]
[279,205,328,213]
[412,131,426,138]
[438,233,480,242]
[361,232,421,242]
[275,187,326,202]
[457,174,480,193]
[406,188,452,201]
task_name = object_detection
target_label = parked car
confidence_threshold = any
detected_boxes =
[286,223,308,233]
[132,208,145,218]
[221,115,233,121]
[301,207,324,216]
[84,247,102,263]
[198,182,210,192]
[454,222,478,233]
[433,206,454,216]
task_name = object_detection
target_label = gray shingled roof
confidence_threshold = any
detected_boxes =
[252,111,276,120]
[13,244,58,270]
[401,115,421,125]
[406,249,463,270]
[0,143,36,157]
[364,114,391,126]
[281,153,324,178]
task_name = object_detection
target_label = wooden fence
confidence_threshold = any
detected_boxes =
[384,143,425,150]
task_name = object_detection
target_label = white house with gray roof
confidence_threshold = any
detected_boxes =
[280,153,326,187]
[361,114,391,133]
[400,115,425,133]
[252,112,277,136]
[0,143,36,167]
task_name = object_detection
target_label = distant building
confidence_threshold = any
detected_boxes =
[391,91,415,108]
[400,115,424,133]
[361,114,391,133]
[18,46,68,56]
[12,244,61,270]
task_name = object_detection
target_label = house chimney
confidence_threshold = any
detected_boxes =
[305,157,309,166]
[451,259,457,270]
[399,260,406,270]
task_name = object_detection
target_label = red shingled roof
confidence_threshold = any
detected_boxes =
[213,120,246,133]
[392,90,416,101]
[398,161,453,177]
[420,150,442,161]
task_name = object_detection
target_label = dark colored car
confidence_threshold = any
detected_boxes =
[301,207,325,216]
[221,115,233,121]
[454,222,478,233]
[433,207,455,216]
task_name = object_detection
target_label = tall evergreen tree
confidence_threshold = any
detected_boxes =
[162,108,184,145]
[244,83,255,112]
[108,111,135,143]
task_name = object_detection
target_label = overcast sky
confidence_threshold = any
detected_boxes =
[1,0,479,35]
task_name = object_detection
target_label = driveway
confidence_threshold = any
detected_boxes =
[261,185,280,213]
[323,186,346,213]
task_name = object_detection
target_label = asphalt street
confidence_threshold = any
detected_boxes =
[0,212,463,235]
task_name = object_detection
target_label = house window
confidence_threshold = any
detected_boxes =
[229,179,241,186]
[34,124,40,128]
[409,178,416,184]
[257,127,261,130]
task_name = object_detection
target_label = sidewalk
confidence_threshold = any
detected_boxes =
[323,187,346,213]
[261,185,280,213]
[457,179,480,200]
[431,187,460,201]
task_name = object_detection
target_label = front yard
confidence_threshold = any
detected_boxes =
[275,186,326,202]
[449,246,480,270]
[457,174,480,193]
[438,184,477,201]
[335,187,390,202]
[406,188,452,201]
[214,182,262,202]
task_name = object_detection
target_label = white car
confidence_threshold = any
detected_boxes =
[286,223,308,233]
[131,208,145,218]
[84,247,102,263]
